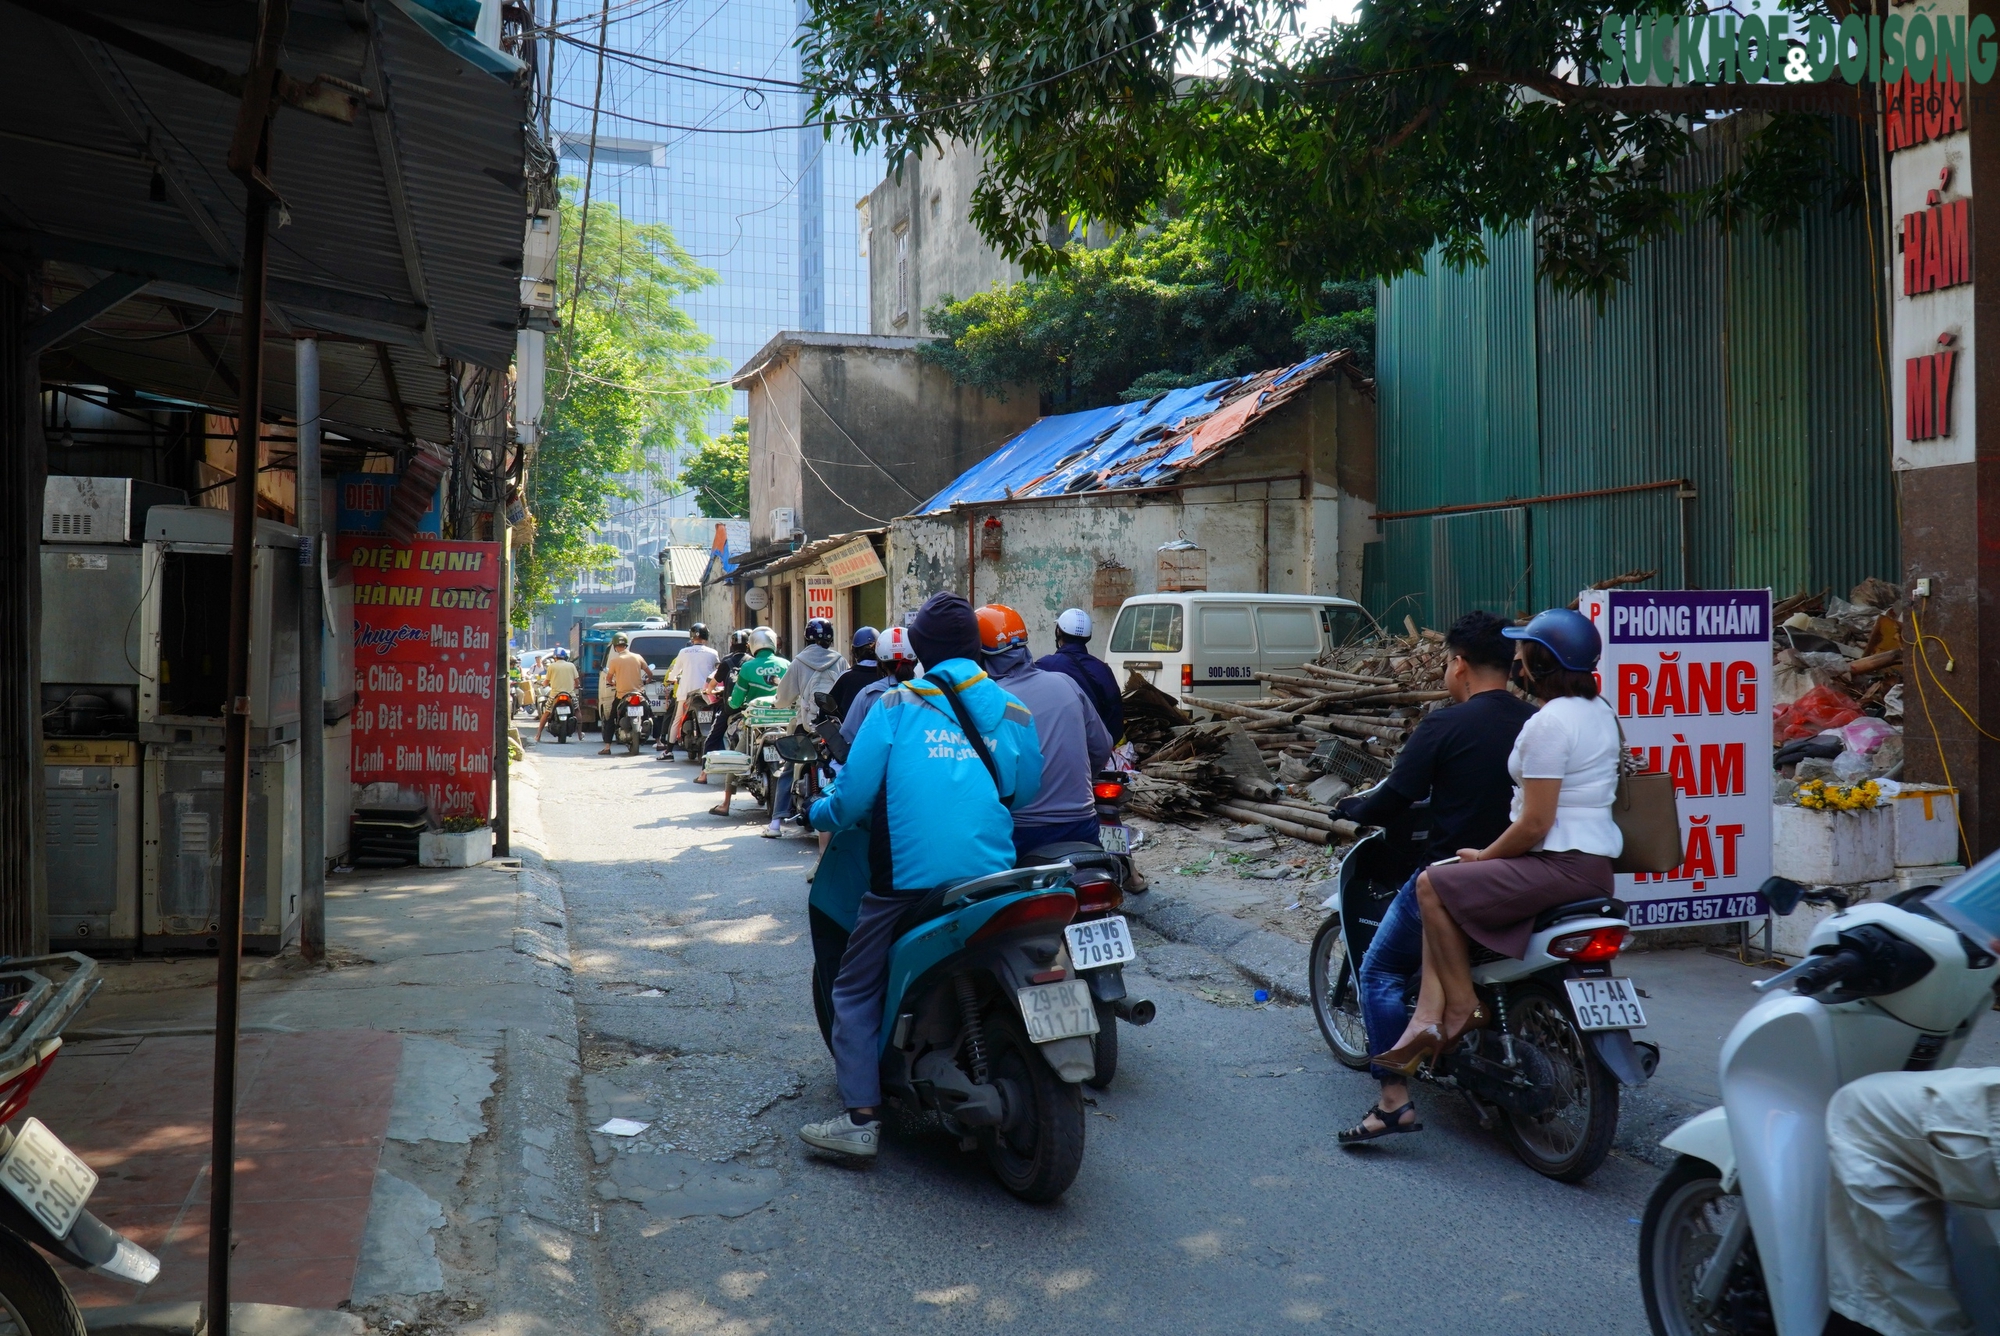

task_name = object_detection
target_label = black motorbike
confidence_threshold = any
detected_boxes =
[1307,806,1656,1182]
[546,690,578,742]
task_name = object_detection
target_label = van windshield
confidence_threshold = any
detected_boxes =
[1110,604,1183,653]
[1321,606,1369,648]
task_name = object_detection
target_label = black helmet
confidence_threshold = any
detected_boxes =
[689,621,709,641]
[851,624,879,651]
[729,629,750,652]
[805,617,835,648]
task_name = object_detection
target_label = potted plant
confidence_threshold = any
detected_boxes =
[420,815,494,868]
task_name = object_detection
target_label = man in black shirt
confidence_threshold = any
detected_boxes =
[1331,610,1533,1142]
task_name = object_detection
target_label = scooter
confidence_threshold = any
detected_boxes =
[547,690,578,742]
[613,690,651,756]
[1637,876,2000,1336]
[1308,809,1656,1182]
[806,833,1097,1202]
[0,954,161,1334]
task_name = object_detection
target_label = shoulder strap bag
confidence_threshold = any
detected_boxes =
[924,679,1010,807]
[1606,701,1683,875]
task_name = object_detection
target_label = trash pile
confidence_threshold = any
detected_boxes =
[1117,624,1454,842]
[1769,579,1906,788]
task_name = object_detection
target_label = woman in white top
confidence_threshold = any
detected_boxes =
[1372,609,1623,1074]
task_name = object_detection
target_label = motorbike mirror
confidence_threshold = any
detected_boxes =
[814,691,835,711]
[1759,875,1806,917]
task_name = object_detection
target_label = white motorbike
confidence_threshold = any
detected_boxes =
[1638,876,2000,1336]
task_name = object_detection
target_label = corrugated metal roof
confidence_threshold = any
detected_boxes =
[917,352,1365,513]
[664,544,712,587]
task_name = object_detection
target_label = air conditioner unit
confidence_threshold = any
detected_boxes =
[43,476,187,544]
[142,740,300,953]
[770,507,797,537]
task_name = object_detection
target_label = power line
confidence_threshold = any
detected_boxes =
[563,0,614,393]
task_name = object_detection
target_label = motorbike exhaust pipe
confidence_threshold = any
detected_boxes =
[1113,996,1155,1026]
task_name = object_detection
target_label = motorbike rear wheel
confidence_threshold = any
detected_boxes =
[0,1225,86,1336]
[980,1007,1085,1203]
[1639,1155,1767,1336]
[1085,997,1117,1089]
[1497,983,1619,1182]
[1308,915,1373,1070]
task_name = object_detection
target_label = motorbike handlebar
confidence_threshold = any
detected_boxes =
[1791,947,1868,997]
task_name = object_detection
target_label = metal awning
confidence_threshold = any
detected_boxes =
[0,0,529,448]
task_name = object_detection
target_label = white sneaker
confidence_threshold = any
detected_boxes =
[799,1113,879,1158]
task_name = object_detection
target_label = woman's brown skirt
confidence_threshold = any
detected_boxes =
[1424,851,1616,960]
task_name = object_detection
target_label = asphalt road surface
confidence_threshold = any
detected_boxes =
[530,737,1661,1335]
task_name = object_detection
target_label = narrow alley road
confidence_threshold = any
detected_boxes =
[529,738,1659,1334]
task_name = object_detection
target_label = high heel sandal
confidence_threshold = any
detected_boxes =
[1369,1024,1444,1076]
[1438,1004,1490,1052]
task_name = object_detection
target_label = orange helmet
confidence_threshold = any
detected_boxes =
[976,604,1029,652]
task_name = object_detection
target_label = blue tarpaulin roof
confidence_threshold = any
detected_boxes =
[915,351,1361,514]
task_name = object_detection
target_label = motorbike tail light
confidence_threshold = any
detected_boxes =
[1181,663,1193,690]
[627,693,644,706]
[1092,780,1125,802]
[968,892,1076,944]
[0,1042,60,1125]
[1071,872,1122,916]
[1549,925,1629,962]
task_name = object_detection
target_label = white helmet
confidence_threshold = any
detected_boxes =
[747,626,777,653]
[877,626,917,662]
[1056,607,1093,638]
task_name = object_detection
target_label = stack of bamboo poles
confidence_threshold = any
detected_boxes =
[1182,662,1448,761]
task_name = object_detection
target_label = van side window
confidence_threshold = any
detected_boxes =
[1110,604,1183,653]
[1320,606,1366,648]
[1257,607,1319,653]
[1199,606,1255,651]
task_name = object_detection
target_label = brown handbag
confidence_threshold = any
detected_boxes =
[1607,707,1684,875]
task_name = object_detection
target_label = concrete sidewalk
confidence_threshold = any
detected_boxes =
[41,752,606,1336]
[1121,815,2000,1166]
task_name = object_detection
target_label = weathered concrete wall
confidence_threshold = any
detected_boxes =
[865,140,1023,336]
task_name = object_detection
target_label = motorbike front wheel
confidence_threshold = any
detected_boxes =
[980,1007,1085,1203]
[0,1225,87,1336]
[1308,915,1373,1070]
[1497,983,1619,1182]
[1639,1155,1767,1336]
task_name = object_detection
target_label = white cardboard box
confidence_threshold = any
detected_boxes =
[1889,786,1959,867]
[420,828,493,868]
[1772,803,1894,886]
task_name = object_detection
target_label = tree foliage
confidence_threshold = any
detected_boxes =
[921,215,1373,410]
[515,182,725,627]
[679,416,751,517]
[800,0,1857,303]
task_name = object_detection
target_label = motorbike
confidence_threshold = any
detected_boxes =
[1010,770,1156,1089]
[1637,876,2000,1336]
[614,690,651,756]
[673,689,714,765]
[806,830,1097,1202]
[547,690,578,742]
[0,954,162,1334]
[1308,807,1656,1182]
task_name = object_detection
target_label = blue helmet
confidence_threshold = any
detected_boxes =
[851,624,879,651]
[1503,608,1601,672]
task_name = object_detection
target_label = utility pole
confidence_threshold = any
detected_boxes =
[494,488,510,856]
[211,4,286,1331]
[297,337,325,960]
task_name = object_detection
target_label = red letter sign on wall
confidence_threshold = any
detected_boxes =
[1906,346,1959,441]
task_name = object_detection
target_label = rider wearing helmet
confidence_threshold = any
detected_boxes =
[661,622,719,762]
[768,618,848,838]
[977,603,1112,858]
[536,646,581,742]
[840,626,915,744]
[597,631,652,755]
[829,625,881,720]
[697,630,754,788]
[1035,607,1123,740]
[1368,607,1623,1078]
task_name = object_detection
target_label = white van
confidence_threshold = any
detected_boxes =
[1105,593,1375,700]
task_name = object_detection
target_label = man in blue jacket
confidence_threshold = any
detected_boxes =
[798,593,1043,1158]
[1037,607,1123,741]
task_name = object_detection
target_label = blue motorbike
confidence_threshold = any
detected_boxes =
[808,828,1095,1202]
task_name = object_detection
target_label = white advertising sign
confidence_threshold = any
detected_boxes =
[1582,589,1774,930]
[806,578,837,624]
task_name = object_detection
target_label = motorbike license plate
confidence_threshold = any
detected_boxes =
[627,705,644,717]
[1097,823,1133,854]
[1064,915,1134,970]
[1,1118,97,1238]
[1016,980,1100,1043]
[555,707,571,717]
[1563,977,1648,1031]
[762,746,780,763]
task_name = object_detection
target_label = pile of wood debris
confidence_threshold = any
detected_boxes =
[1118,624,1456,843]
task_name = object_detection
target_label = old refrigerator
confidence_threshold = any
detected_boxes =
[142,741,301,953]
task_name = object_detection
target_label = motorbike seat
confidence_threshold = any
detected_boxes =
[892,886,957,940]
[1533,897,1626,931]
[1016,842,1116,873]
[893,866,1070,940]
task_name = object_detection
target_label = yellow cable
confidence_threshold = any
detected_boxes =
[1907,605,1975,854]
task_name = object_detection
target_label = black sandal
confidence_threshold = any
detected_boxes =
[1337,1100,1422,1144]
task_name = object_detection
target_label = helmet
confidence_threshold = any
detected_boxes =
[610,632,629,648]
[877,626,917,662]
[805,617,835,648]
[748,626,778,653]
[852,625,879,652]
[689,622,709,641]
[1503,608,1602,672]
[1056,607,1093,639]
[729,629,751,652]
[975,604,1029,652]
[553,648,568,660]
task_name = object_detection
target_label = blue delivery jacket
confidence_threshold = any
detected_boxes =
[809,659,1043,892]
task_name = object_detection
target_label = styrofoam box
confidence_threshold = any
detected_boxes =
[420,828,493,868]
[1772,803,1894,886]
[1890,786,1960,867]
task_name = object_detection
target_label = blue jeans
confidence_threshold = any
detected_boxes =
[829,888,926,1109]
[1358,874,1425,1082]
